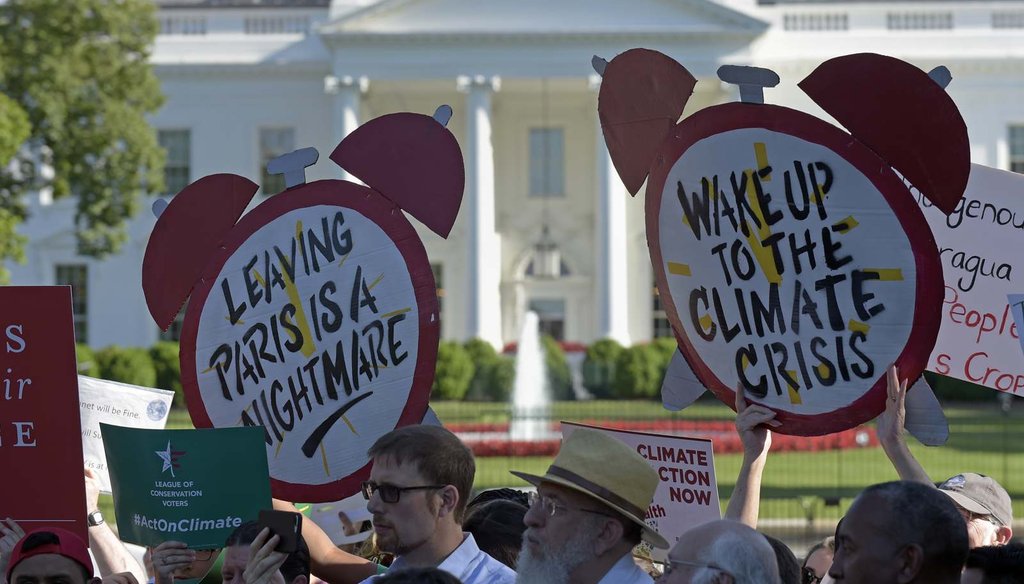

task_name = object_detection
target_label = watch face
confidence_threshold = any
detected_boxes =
[647,103,942,435]
[180,180,439,502]
[88,511,103,525]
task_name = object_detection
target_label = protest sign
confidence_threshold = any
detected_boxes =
[299,493,372,546]
[102,424,271,548]
[79,375,175,492]
[1010,294,1024,358]
[561,422,720,561]
[597,51,967,434]
[0,286,87,540]
[918,164,1024,394]
[145,110,463,503]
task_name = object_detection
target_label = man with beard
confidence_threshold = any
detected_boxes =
[510,428,668,584]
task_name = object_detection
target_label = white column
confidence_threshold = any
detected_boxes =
[590,75,631,345]
[457,75,503,348]
[324,75,368,181]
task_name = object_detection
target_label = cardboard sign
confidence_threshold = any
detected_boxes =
[299,493,372,546]
[102,425,271,548]
[561,422,720,561]
[79,376,175,492]
[647,106,941,435]
[919,164,1024,394]
[1010,294,1024,359]
[0,287,87,540]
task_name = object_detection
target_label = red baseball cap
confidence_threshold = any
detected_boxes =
[6,528,93,581]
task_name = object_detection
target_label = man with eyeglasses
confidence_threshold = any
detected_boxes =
[878,366,1014,548]
[357,425,513,584]
[511,428,668,584]
[657,520,780,584]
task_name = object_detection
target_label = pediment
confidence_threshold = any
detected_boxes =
[321,0,766,38]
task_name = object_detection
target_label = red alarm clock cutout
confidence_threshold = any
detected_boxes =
[595,51,969,436]
[142,106,463,501]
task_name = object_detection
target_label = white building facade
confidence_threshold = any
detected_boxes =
[10,0,1024,350]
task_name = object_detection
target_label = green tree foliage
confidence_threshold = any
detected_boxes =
[463,339,514,402]
[582,338,623,398]
[0,93,30,284]
[0,0,165,273]
[96,345,156,388]
[432,341,474,400]
[75,343,99,377]
[150,341,183,407]
[542,335,574,401]
[614,344,661,399]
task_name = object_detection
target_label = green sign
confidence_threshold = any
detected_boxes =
[102,424,271,548]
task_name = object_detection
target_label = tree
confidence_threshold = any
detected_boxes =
[432,341,475,400]
[0,0,165,282]
[0,93,30,283]
[582,338,623,398]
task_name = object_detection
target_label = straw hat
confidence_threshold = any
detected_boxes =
[511,428,668,549]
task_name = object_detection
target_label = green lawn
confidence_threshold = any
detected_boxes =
[153,399,1024,521]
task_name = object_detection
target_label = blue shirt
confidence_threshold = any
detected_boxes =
[597,553,654,584]
[359,533,515,584]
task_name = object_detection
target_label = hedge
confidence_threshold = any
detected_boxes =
[432,341,474,400]
[150,341,184,408]
[463,339,514,402]
[96,345,157,388]
[582,338,623,398]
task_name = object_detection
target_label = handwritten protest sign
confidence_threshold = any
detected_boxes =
[561,422,719,561]
[648,112,941,435]
[102,424,271,548]
[79,376,174,492]
[1010,294,1024,359]
[918,164,1024,394]
[0,287,87,540]
[179,184,438,502]
[300,493,372,546]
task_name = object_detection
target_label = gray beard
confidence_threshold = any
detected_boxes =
[516,527,597,584]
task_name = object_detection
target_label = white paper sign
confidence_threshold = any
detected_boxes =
[919,164,1024,394]
[301,493,373,546]
[78,375,175,492]
[561,422,720,561]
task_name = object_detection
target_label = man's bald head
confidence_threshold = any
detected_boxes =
[663,520,780,584]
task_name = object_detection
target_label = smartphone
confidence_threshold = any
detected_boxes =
[258,509,303,553]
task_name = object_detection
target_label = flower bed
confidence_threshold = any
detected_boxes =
[450,419,878,457]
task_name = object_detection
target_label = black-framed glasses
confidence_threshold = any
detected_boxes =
[802,566,823,584]
[663,559,734,579]
[527,491,613,519]
[361,480,446,503]
[193,549,219,562]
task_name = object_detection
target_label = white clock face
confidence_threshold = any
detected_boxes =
[193,204,420,486]
[658,128,917,414]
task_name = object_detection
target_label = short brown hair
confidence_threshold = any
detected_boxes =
[368,425,475,522]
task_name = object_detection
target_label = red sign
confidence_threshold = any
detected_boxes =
[0,287,87,541]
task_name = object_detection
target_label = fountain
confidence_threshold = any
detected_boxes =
[510,311,551,441]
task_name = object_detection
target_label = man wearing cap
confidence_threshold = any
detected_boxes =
[4,528,99,584]
[511,428,666,584]
[878,366,1014,548]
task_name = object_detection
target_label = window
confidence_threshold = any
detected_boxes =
[56,265,88,343]
[529,299,566,341]
[431,263,444,336]
[529,128,565,197]
[158,130,191,196]
[260,128,295,196]
[160,301,187,342]
[1010,126,1024,174]
[653,281,673,339]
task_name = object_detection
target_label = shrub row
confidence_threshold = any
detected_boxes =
[76,342,184,408]
[582,337,678,400]
[432,336,574,402]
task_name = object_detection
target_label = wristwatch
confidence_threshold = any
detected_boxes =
[87,510,104,527]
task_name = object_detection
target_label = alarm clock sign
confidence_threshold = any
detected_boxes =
[144,107,463,501]
[597,51,969,435]
[646,103,942,435]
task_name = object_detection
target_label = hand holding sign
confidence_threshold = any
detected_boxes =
[734,384,780,459]
[0,518,25,576]
[876,365,909,446]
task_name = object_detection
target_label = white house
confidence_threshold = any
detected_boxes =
[10,0,1024,350]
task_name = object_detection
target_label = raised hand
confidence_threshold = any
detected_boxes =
[150,541,195,584]
[734,383,780,458]
[876,364,908,446]
[0,518,25,581]
[242,528,287,584]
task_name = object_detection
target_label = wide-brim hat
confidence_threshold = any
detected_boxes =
[511,427,669,549]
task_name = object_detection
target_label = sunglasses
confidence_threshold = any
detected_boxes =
[361,480,446,503]
[802,566,823,584]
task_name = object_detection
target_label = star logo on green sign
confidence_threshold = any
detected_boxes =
[156,441,186,477]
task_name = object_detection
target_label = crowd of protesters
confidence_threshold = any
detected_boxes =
[1,366,1021,584]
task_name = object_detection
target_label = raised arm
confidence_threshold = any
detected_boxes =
[85,469,147,582]
[876,365,932,485]
[724,384,779,528]
[272,500,377,584]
